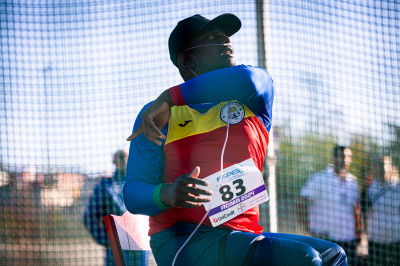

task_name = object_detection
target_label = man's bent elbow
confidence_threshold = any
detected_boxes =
[123,193,141,215]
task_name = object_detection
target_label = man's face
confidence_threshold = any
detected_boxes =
[343,148,352,169]
[333,148,352,177]
[114,151,128,172]
[377,156,392,182]
[184,26,236,73]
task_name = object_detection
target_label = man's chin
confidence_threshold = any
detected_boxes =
[216,59,236,70]
[225,57,236,66]
[205,59,236,73]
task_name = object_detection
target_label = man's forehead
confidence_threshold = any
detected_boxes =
[334,151,349,159]
[115,151,128,158]
[344,148,352,156]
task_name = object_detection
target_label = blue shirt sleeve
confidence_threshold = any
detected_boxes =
[179,65,274,131]
[123,102,168,216]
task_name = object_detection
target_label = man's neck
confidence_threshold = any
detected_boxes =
[182,64,236,82]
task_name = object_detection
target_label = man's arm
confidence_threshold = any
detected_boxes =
[128,65,274,143]
[171,65,274,130]
[124,104,213,216]
[352,181,362,243]
[124,103,168,216]
[354,202,362,243]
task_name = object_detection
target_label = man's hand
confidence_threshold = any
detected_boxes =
[160,167,214,208]
[126,90,173,146]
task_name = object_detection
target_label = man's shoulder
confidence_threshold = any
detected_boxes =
[236,64,265,70]
[311,166,332,179]
[217,64,269,77]
[237,64,270,76]
[301,167,330,190]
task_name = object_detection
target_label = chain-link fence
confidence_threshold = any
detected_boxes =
[1,0,399,265]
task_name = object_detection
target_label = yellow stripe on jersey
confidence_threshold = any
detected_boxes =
[165,101,255,145]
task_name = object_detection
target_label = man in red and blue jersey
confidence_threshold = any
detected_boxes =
[124,13,347,266]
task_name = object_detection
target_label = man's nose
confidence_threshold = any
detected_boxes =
[217,33,230,43]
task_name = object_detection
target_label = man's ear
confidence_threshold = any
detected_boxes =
[178,52,195,68]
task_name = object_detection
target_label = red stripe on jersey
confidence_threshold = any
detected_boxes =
[169,85,186,106]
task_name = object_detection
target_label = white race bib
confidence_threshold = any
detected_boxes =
[200,158,269,227]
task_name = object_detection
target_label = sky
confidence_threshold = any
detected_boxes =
[1,0,399,174]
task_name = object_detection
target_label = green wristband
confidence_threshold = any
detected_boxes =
[153,184,170,210]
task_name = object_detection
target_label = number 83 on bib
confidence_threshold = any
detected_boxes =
[200,158,269,227]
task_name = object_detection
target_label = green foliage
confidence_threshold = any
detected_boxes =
[276,133,335,197]
[349,134,379,188]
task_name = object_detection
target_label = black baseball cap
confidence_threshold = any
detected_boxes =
[168,13,242,67]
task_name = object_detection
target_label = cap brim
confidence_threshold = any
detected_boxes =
[205,13,242,37]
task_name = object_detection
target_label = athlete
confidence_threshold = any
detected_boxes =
[124,13,347,265]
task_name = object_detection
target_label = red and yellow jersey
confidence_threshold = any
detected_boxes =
[149,101,269,235]
[124,65,274,236]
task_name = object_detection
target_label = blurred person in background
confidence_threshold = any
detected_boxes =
[84,150,150,265]
[367,155,400,266]
[300,145,361,265]
[0,163,10,188]
[0,163,10,203]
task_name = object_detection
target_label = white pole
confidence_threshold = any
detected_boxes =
[256,0,278,233]
[267,128,278,232]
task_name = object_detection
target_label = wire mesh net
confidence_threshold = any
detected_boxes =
[1,0,399,265]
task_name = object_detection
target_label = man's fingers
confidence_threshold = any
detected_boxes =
[126,134,134,141]
[189,166,200,178]
[126,132,138,141]
[180,195,213,208]
[126,124,144,141]
[143,131,165,146]
[145,129,165,142]
[183,193,212,203]
[180,166,209,187]
[147,120,166,139]
[186,186,213,196]
[126,122,166,146]
[182,176,210,187]
[191,195,212,202]
[147,136,162,147]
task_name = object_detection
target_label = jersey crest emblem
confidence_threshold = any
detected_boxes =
[220,102,245,124]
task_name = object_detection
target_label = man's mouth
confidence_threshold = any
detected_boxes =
[220,44,233,56]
